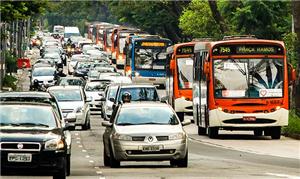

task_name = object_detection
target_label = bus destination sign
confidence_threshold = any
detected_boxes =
[140,42,166,47]
[176,45,194,55]
[212,44,284,55]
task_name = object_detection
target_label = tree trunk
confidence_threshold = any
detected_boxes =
[208,0,229,34]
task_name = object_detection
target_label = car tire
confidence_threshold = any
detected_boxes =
[198,127,207,135]
[170,151,188,168]
[53,157,67,179]
[82,115,90,130]
[208,127,218,139]
[271,127,281,139]
[254,129,263,136]
[176,112,184,122]
[66,154,71,176]
[103,147,110,167]
[109,144,120,168]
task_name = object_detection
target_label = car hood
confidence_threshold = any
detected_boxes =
[86,91,103,100]
[32,76,54,82]
[0,128,63,142]
[58,101,84,110]
[115,124,183,135]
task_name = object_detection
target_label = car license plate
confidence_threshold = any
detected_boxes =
[243,116,256,122]
[142,145,160,152]
[8,153,32,162]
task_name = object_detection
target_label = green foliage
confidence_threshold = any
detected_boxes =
[283,32,299,67]
[179,0,221,39]
[4,51,17,74]
[0,0,47,22]
[3,75,17,90]
[282,110,300,135]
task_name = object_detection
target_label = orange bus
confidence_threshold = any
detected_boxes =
[95,22,114,48]
[193,36,296,139]
[165,42,197,121]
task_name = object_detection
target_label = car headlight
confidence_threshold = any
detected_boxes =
[118,56,123,61]
[169,133,185,140]
[45,138,64,150]
[112,133,132,141]
[76,107,83,113]
[67,47,71,52]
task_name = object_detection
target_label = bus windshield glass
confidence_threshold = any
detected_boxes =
[119,37,127,53]
[134,47,167,70]
[214,58,284,98]
[177,57,193,89]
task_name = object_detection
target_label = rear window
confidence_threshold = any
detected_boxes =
[118,87,159,102]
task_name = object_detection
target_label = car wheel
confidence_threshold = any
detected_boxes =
[198,127,207,135]
[208,127,218,139]
[53,157,66,179]
[82,115,90,130]
[170,151,188,168]
[66,154,71,176]
[271,127,281,139]
[103,147,110,167]
[176,112,184,122]
[254,129,263,136]
[109,144,120,168]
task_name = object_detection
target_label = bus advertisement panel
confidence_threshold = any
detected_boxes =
[165,42,196,121]
[127,38,172,86]
[193,38,296,139]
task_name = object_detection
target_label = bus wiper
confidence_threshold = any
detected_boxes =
[231,59,246,75]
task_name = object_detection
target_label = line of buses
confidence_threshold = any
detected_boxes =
[87,22,297,140]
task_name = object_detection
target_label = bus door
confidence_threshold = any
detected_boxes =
[165,46,175,106]
[193,43,209,135]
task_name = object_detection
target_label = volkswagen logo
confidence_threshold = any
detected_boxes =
[17,143,24,149]
[148,136,154,142]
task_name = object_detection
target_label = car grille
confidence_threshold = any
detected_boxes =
[132,136,145,141]
[126,149,175,155]
[156,136,169,141]
[0,142,41,151]
[62,109,74,113]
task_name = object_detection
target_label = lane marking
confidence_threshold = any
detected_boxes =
[78,145,83,148]
[89,160,94,163]
[265,173,300,179]
[82,149,87,152]
[85,155,90,158]
[76,137,81,140]
[76,141,81,144]
[75,133,79,136]
[96,171,103,174]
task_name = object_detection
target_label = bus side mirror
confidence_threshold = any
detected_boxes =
[170,60,175,70]
[204,61,210,74]
[288,64,297,86]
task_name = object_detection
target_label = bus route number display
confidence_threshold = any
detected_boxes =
[212,45,284,55]
[176,46,194,55]
[140,42,166,47]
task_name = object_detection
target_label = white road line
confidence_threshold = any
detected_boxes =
[85,155,90,158]
[265,173,300,179]
[96,171,103,174]
[76,137,81,140]
[78,145,83,148]
[82,149,87,152]
[76,141,81,144]
[99,177,105,179]
[75,133,79,136]
[89,160,94,163]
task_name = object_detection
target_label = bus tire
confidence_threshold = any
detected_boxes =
[176,112,184,122]
[271,127,281,140]
[208,127,218,139]
[254,129,263,136]
[198,127,206,135]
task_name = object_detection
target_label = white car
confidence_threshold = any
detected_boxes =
[68,54,90,75]
[48,86,91,130]
[30,66,56,89]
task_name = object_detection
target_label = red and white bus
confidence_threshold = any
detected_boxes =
[193,36,296,139]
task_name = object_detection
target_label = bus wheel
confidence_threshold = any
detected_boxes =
[254,129,263,136]
[208,127,218,139]
[198,127,207,135]
[176,112,184,122]
[271,127,281,140]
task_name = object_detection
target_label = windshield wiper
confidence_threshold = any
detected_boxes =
[17,123,49,127]
[0,123,21,126]
[117,122,135,126]
[136,122,166,125]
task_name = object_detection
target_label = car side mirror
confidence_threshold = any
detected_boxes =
[288,64,297,86]
[102,121,112,127]
[64,122,75,131]
[160,96,168,103]
[181,119,191,126]
[109,97,115,102]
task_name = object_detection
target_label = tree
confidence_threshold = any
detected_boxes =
[208,0,229,34]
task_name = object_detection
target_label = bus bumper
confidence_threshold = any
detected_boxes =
[132,77,165,85]
[209,108,289,128]
[174,98,193,114]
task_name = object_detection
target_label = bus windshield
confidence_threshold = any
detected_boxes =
[134,47,167,70]
[177,57,193,89]
[214,58,284,98]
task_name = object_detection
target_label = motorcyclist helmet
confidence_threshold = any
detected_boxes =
[122,92,131,103]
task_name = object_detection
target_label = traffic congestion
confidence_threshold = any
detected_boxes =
[1,21,300,179]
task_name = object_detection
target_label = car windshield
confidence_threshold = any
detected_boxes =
[59,78,83,86]
[214,58,284,98]
[118,87,159,102]
[177,57,193,89]
[85,82,109,91]
[134,47,167,70]
[116,107,179,125]
[0,105,57,128]
[77,62,91,69]
[44,53,60,59]
[50,89,82,101]
[32,68,55,76]
[119,37,127,53]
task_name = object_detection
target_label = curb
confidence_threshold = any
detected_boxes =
[282,133,300,140]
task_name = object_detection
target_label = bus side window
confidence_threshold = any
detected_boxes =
[194,53,201,81]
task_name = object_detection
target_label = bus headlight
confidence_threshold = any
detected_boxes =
[275,106,281,110]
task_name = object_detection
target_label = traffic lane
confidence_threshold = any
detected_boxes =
[82,115,300,178]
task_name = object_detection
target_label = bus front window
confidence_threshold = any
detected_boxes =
[134,48,167,70]
[214,58,284,98]
[177,57,193,89]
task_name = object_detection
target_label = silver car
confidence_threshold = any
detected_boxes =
[102,102,190,168]
[48,86,91,130]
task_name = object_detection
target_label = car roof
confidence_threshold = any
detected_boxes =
[0,101,53,107]
[59,76,83,80]
[121,102,169,108]
[48,85,82,90]
[0,92,52,98]
[117,84,156,88]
